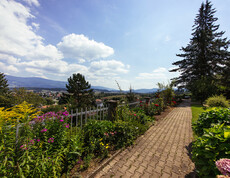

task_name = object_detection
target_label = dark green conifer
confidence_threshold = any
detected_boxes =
[170,0,230,101]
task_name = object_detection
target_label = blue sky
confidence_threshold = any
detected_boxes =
[0,0,230,89]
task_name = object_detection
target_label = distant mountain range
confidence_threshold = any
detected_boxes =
[5,75,158,93]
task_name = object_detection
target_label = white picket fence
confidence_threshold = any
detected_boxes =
[69,105,109,129]
[12,98,156,142]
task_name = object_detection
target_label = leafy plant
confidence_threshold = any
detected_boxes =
[205,95,229,108]
[192,124,230,177]
[193,108,230,136]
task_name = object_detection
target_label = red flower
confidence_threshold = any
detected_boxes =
[154,104,159,107]
[172,101,177,104]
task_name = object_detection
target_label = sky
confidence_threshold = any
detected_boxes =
[0,0,230,90]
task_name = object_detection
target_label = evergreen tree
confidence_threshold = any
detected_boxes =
[0,73,11,107]
[170,0,230,101]
[0,72,9,95]
[66,73,94,108]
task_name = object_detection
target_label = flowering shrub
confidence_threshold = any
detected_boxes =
[0,106,83,177]
[216,158,230,176]
[192,124,230,177]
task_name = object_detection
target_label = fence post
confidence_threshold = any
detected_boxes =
[108,100,118,122]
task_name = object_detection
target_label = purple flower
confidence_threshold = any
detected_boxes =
[216,158,230,176]
[37,139,40,142]
[29,139,35,145]
[41,128,48,133]
[62,111,69,116]
[60,119,64,122]
[48,138,54,143]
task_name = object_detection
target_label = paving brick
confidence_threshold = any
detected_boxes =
[93,100,196,178]
[135,165,146,174]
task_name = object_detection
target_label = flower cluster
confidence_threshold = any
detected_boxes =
[33,111,69,123]
[216,158,230,176]
[104,131,117,137]
[41,128,48,133]
[48,138,54,143]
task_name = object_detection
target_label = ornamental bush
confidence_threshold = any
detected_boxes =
[192,108,230,136]
[205,95,229,108]
[192,124,230,177]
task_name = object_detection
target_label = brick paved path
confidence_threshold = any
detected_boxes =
[93,99,195,178]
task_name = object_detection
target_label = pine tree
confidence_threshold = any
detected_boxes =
[0,72,11,107]
[170,0,230,101]
[0,72,9,95]
[66,73,94,108]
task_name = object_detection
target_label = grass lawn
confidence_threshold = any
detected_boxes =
[191,102,205,123]
[191,102,205,139]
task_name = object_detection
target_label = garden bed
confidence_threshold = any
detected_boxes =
[70,105,176,177]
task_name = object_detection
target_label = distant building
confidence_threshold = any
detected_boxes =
[95,99,103,107]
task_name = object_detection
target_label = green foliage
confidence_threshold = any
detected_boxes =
[0,72,9,95]
[157,82,175,106]
[193,108,230,136]
[170,0,230,102]
[66,73,95,108]
[192,124,230,177]
[0,110,83,177]
[11,88,46,107]
[205,95,229,108]
[126,86,136,102]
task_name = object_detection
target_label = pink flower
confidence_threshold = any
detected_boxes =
[134,114,137,116]
[20,144,27,150]
[48,138,54,143]
[37,139,40,142]
[41,128,48,133]
[216,158,230,176]
[60,119,64,122]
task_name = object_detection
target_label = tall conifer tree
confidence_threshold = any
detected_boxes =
[170,0,230,101]
[66,73,94,108]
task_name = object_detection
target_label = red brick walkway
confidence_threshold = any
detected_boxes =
[93,99,195,178]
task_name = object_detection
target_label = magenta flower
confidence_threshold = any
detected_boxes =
[62,111,69,116]
[60,119,64,122]
[37,139,40,142]
[41,128,48,133]
[134,114,137,116]
[48,138,54,143]
[20,144,27,150]
[29,139,35,145]
[216,158,230,176]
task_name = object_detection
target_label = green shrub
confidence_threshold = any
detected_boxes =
[193,108,230,136]
[83,120,137,156]
[192,124,230,177]
[205,95,229,108]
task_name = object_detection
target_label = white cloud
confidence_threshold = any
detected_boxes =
[57,34,114,62]
[137,67,169,80]
[89,60,129,76]
[0,0,62,60]
[23,0,40,7]
[0,61,18,73]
